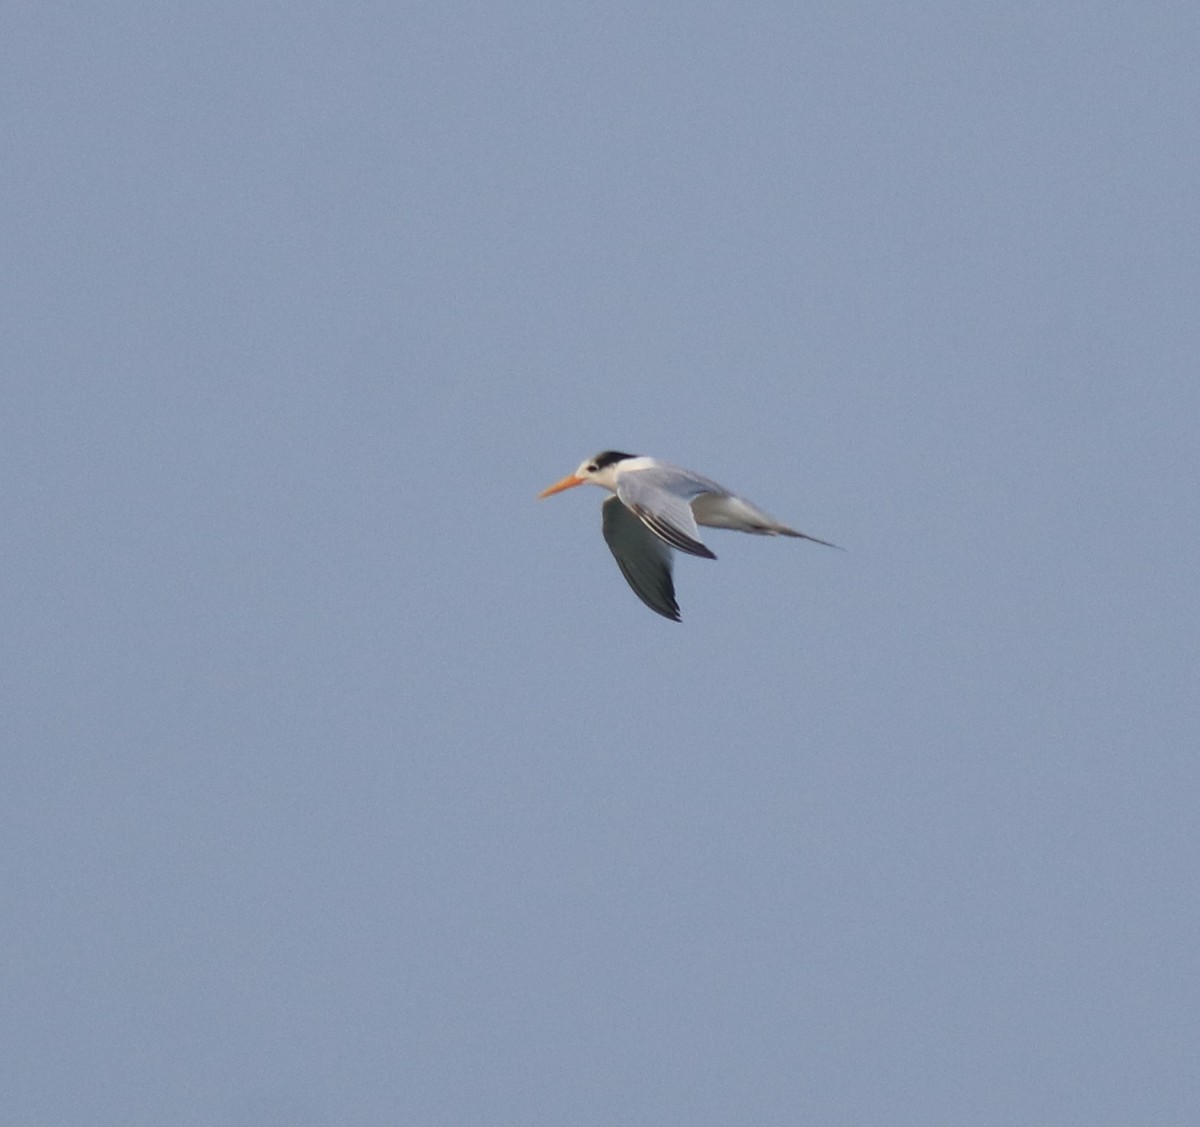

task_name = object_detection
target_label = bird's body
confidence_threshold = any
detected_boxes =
[538,451,837,621]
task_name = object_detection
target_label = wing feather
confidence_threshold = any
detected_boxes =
[616,473,717,560]
[601,497,682,621]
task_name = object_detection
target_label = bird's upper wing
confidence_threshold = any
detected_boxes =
[602,496,682,621]
[615,469,718,559]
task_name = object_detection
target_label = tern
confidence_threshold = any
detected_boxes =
[538,451,838,621]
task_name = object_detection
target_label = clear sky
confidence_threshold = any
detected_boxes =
[5,3,1199,1124]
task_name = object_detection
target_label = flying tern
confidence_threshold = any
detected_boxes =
[538,451,838,621]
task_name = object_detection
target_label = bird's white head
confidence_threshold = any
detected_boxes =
[537,450,641,497]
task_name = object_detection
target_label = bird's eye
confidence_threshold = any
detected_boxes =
[586,463,598,473]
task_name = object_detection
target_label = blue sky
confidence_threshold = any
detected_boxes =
[5,3,1199,1124]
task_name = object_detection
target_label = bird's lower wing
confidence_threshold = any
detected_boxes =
[602,497,682,621]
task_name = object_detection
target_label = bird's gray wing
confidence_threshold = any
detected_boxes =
[602,496,682,621]
[615,470,717,559]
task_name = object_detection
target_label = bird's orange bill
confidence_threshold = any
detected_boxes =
[537,473,585,499]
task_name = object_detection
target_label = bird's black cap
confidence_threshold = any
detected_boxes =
[591,450,637,469]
